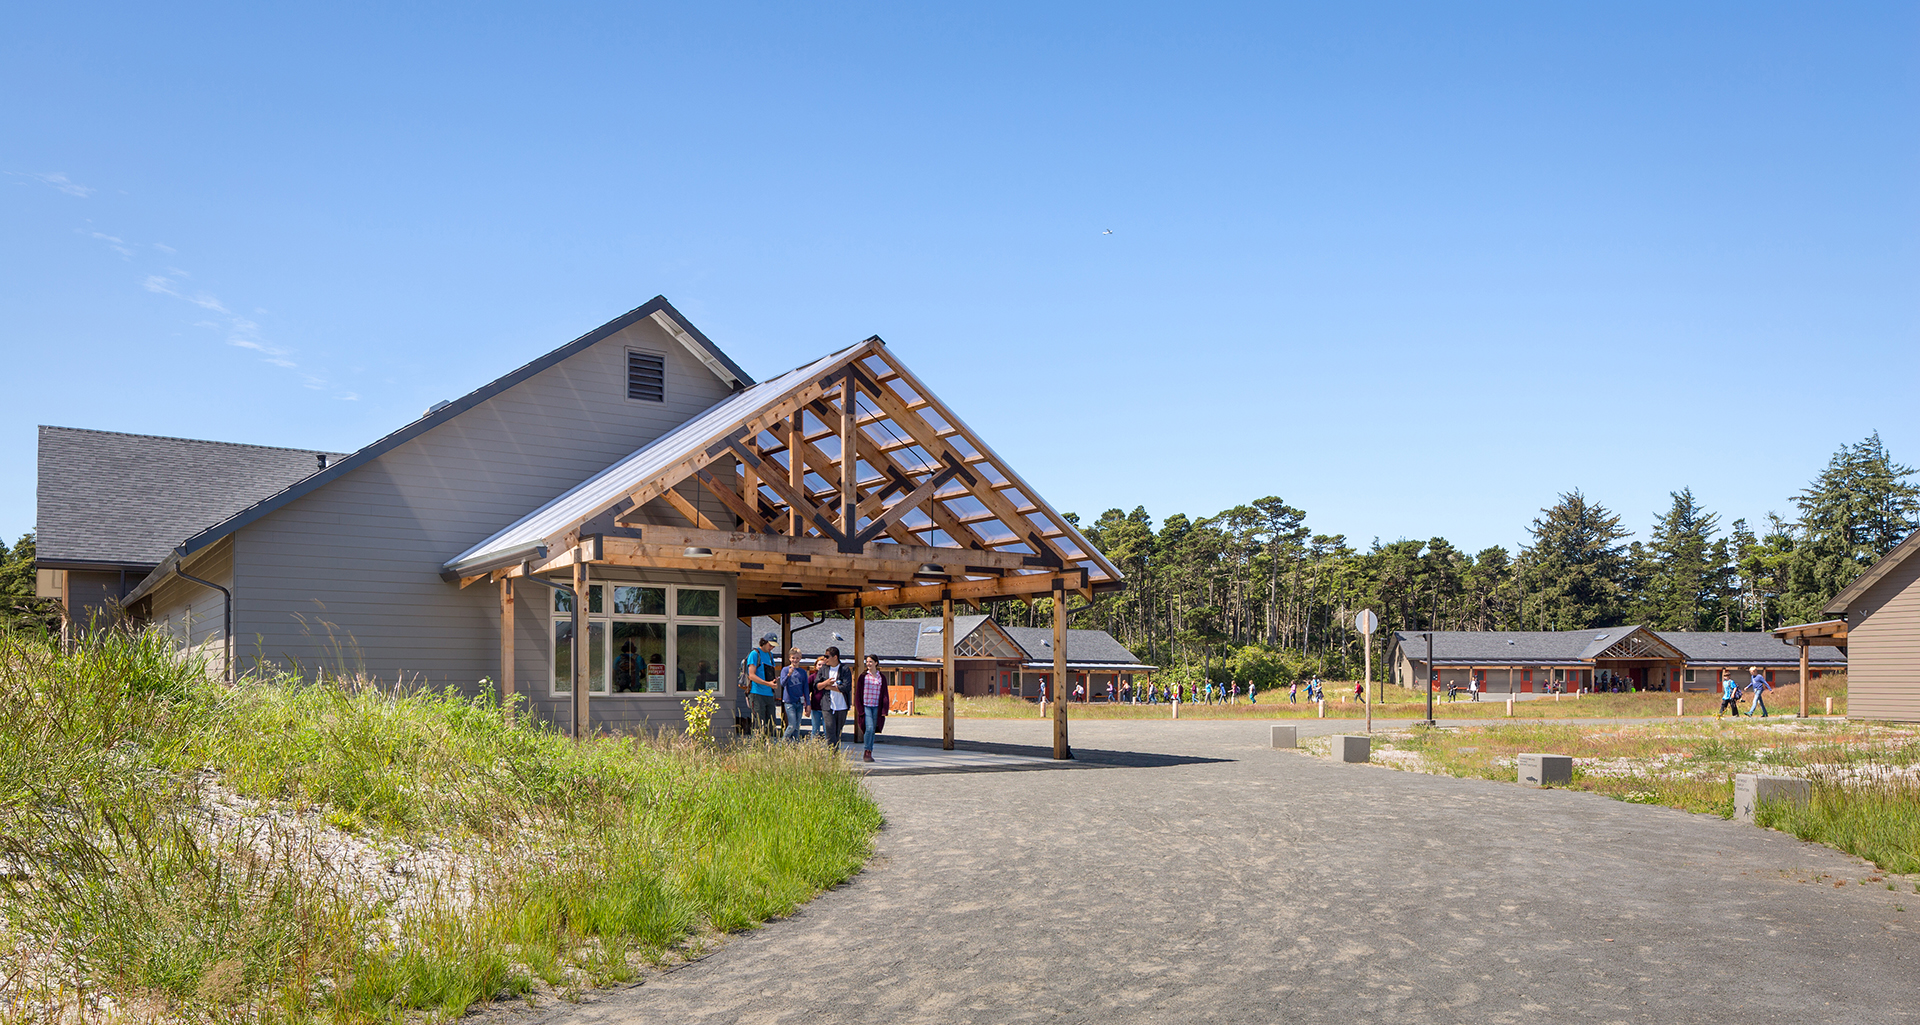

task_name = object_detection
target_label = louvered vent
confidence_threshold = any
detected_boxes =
[627,351,664,402]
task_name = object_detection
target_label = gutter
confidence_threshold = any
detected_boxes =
[441,544,548,583]
[172,556,234,685]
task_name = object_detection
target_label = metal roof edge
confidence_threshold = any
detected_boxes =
[34,558,161,572]
[172,297,738,562]
[649,299,756,388]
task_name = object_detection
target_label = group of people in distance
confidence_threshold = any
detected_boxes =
[739,633,890,762]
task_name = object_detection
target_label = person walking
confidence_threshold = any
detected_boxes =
[1468,675,1480,702]
[815,646,850,749]
[856,654,889,762]
[1288,681,1298,704]
[779,648,812,741]
[1718,669,1741,717]
[1747,666,1771,718]
[745,634,780,737]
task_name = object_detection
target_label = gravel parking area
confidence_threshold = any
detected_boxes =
[518,717,1920,1024]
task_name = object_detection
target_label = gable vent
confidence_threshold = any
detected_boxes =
[627,351,665,403]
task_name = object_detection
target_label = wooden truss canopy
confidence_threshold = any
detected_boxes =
[458,338,1124,616]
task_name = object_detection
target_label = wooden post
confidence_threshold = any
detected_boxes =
[788,415,804,536]
[1798,639,1810,718]
[942,595,956,750]
[571,558,589,740]
[498,578,515,719]
[1052,578,1070,760]
[851,603,865,741]
[840,373,857,542]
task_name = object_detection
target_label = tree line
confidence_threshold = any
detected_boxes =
[8,432,1916,688]
[1033,432,1919,686]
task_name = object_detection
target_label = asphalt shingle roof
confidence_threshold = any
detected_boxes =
[36,426,347,568]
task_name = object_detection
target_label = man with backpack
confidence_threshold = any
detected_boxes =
[745,634,780,736]
[1718,669,1741,717]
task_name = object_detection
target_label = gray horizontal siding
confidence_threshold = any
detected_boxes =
[222,316,739,703]
[1849,553,1920,723]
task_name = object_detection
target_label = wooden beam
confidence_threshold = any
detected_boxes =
[840,372,858,547]
[549,368,856,552]
[741,569,1089,617]
[593,526,1037,572]
[1798,639,1810,719]
[857,370,1072,568]
[1052,577,1070,760]
[765,425,922,547]
[835,414,998,552]
[870,347,1125,584]
[855,458,964,546]
[852,603,866,744]
[731,438,844,541]
[696,466,775,534]
[787,415,804,537]
[588,537,1018,583]
[658,486,718,532]
[498,577,515,719]
[942,595,955,751]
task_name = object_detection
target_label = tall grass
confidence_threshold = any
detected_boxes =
[0,630,880,1023]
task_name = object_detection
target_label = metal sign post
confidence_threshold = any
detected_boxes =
[1355,609,1378,733]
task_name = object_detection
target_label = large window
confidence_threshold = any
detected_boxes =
[551,583,723,696]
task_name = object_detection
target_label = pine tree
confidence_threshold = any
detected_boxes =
[1634,488,1725,631]
[1779,432,1920,623]
[1518,491,1631,630]
[0,534,60,636]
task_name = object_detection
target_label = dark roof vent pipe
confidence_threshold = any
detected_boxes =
[317,453,328,470]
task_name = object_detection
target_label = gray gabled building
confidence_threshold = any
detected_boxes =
[35,297,1124,736]
[1389,625,1845,694]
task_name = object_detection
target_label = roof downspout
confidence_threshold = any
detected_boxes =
[173,561,233,685]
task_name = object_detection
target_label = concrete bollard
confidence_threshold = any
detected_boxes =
[1270,725,1298,749]
[1734,773,1811,823]
[1172,700,1179,719]
[1331,735,1370,763]
[1826,697,1833,716]
[1506,698,1514,717]
[1677,697,1685,717]
[1317,699,1326,719]
[1516,753,1573,787]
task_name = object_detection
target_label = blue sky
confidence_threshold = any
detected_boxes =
[5,2,1915,557]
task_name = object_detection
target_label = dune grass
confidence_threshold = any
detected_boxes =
[1374,716,1920,873]
[912,674,1848,721]
[0,629,880,1023]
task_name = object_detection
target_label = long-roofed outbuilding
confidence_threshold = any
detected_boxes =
[1389,626,1844,695]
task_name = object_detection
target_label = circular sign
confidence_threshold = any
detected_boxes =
[1354,609,1379,635]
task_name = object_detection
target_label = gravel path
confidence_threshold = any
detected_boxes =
[523,717,1920,1024]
